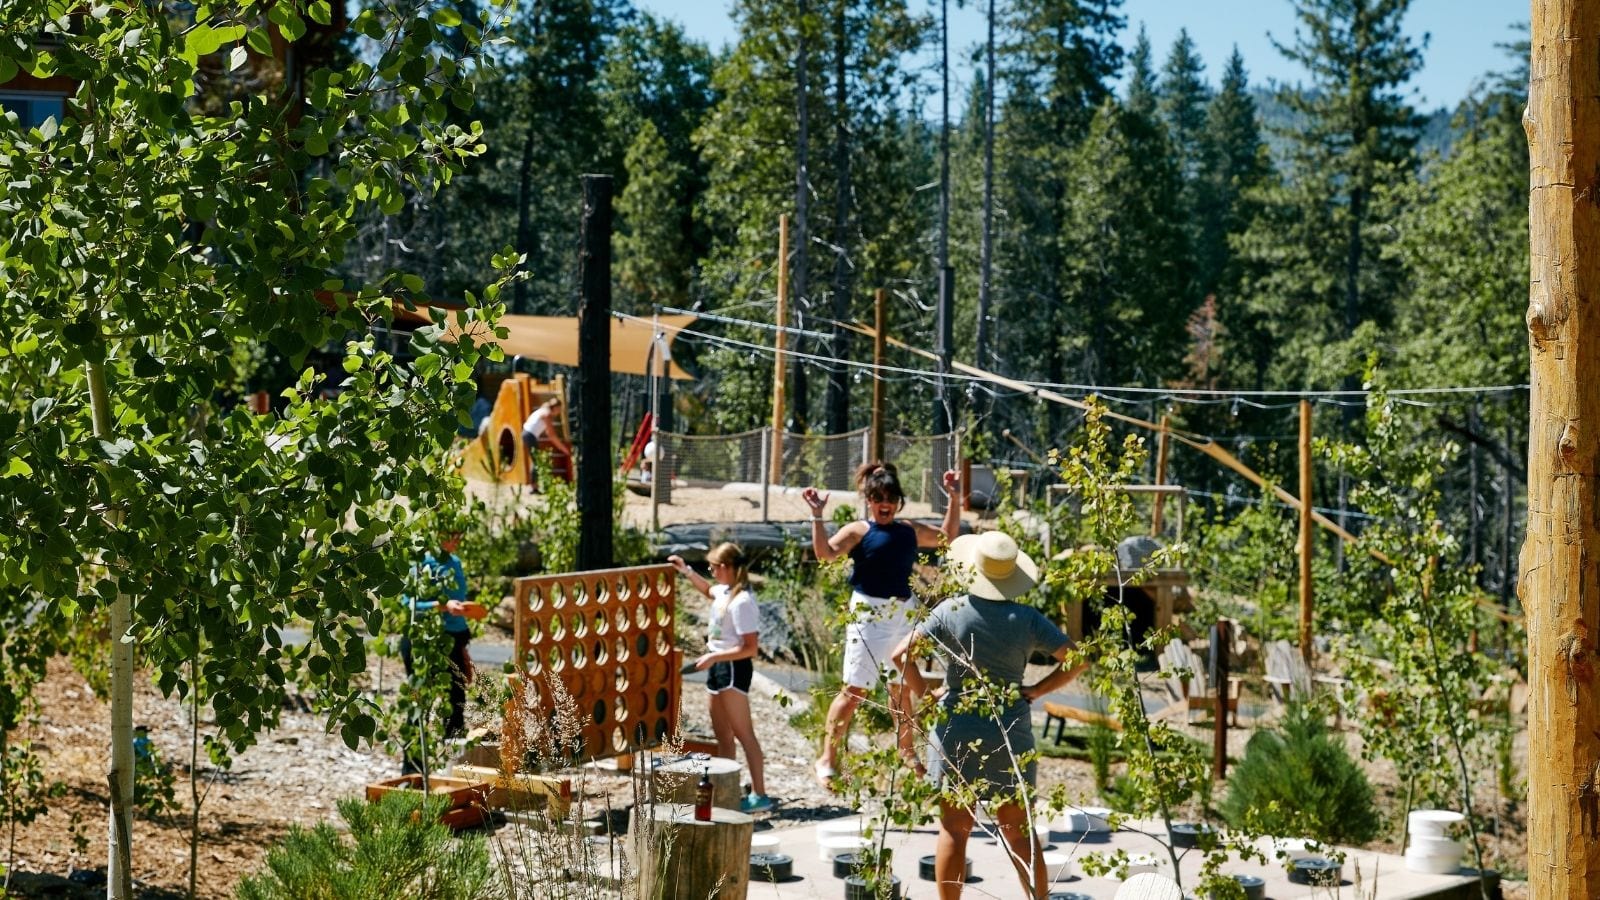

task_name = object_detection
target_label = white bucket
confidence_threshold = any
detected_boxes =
[1405,847,1464,875]
[1078,806,1112,833]
[1261,836,1320,861]
[817,834,869,862]
[816,817,867,838]
[1041,851,1073,882]
[1409,835,1462,857]
[1122,853,1164,878]
[1407,809,1465,837]
[749,833,781,852]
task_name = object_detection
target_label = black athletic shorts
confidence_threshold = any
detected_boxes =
[706,658,753,694]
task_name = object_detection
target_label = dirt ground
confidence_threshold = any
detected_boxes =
[465,478,955,532]
[0,473,1529,897]
[3,636,1530,899]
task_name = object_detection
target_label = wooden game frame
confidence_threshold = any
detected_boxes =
[512,564,682,760]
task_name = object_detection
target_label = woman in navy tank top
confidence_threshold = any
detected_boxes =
[802,461,962,791]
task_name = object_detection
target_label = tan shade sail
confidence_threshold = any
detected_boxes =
[447,313,697,380]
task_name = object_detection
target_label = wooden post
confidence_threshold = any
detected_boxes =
[637,804,754,900]
[575,174,613,572]
[1298,399,1314,668]
[1212,619,1231,781]
[770,215,789,485]
[871,288,887,463]
[1527,4,1600,894]
[1151,413,1171,536]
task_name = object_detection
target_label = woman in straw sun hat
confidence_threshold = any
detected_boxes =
[892,530,1086,900]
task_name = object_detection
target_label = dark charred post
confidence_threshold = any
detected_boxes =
[1212,619,1231,781]
[576,174,613,571]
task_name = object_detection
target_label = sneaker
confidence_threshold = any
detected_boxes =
[741,793,775,813]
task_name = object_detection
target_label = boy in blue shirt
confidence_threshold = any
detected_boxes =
[401,530,472,775]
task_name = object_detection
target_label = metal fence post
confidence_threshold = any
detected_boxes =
[760,427,771,524]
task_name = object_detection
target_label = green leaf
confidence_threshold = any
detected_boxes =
[340,721,361,750]
[186,24,222,56]
[2,457,32,478]
[305,132,328,156]
[246,28,273,56]
[431,7,462,27]
[228,46,247,71]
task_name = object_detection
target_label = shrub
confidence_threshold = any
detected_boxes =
[1220,708,1379,845]
[236,792,498,900]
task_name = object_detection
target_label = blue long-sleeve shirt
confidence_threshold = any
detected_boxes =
[405,552,470,634]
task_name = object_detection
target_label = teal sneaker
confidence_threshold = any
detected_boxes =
[741,793,775,813]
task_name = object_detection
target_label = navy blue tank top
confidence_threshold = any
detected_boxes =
[848,520,918,599]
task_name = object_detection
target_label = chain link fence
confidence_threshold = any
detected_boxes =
[648,427,960,525]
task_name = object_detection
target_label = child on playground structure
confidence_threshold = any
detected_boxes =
[668,542,775,813]
[520,396,571,459]
[802,461,962,792]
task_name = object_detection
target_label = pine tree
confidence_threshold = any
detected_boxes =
[616,120,694,313]
[993,0,1125,444]
[1236,0,1424,391]
[1200,48,1272,384]
[419,0,626,314]
[1384,51,1529,603]
[694,0,926,434]
[509,0,628,314]
[1125,26,1157,119]
[1158,29,1211,183]
[599,13,717,309]
[1156,29,1213,331]
[1057,99,1189,387]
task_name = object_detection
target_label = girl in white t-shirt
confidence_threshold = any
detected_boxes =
[668,542,773,812]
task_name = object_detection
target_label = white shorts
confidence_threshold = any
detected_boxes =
[841,591,917,690]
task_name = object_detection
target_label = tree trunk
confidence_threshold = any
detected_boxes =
[637,804,754,900]
[933,0,954,440]
[1525,4,1600,894]
[826,2,851,438]
[514,107,536,315]
[791,0,811,434]
[90,360,134,900]
[974,0,996,377]
[575,175,613,572]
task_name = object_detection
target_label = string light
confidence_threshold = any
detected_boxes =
[625,309,1531,409]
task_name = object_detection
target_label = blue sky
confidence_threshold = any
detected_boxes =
[634,0,1526,111]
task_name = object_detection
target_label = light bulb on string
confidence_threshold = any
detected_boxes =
[1231,397,1241,418]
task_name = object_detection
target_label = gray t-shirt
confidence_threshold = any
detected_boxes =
[919,594,1071,713]
[916,594,1072,792]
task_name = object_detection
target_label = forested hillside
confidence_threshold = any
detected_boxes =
[346,0,1528,594]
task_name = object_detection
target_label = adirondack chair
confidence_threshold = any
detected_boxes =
[1157,639,1239,725]
[1263,639,1314,705]
[1263,639,1353,726]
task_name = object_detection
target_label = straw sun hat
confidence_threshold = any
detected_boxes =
[947,531,1039,601]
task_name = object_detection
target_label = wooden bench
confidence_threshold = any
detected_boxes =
[1042,701,1122,742]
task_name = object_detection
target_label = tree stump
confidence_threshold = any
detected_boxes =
[636,803,754,900]
[651,756,743,810]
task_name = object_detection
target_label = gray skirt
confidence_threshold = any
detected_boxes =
[926,709,1037,799]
